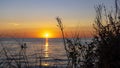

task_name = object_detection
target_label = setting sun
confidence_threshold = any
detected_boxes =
[37,29,60,38]
[44,32,51,38]
[45,33,49,38]
[39,31,53,38]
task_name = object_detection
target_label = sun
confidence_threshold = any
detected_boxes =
[45,33,49,38]
[37,31,52,38]
[43,32,51,38]
[37,30,58,38]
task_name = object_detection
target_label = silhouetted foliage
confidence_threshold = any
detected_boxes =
[0,38,30,68]
[56,17,96,68]
[56,0,120,68]
[56,17,82,68]
[93,0,120,68]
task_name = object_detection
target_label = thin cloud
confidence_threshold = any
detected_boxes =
[9,23,20,26]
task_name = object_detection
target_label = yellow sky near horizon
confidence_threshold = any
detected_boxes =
[0,0,114,38]
[0,23,94,38]
[0,14,94,38]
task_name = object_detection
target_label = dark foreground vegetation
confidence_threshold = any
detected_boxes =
[56,0,120,68]
[0,0,120,68]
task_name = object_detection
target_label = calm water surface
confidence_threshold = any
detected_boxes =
[0,38,92,67]
[0,38,67,67]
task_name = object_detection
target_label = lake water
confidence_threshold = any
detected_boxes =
[0,38,92,68]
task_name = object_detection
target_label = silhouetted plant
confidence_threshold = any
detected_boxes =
[56,17,94,68]
[56,17,80,68]
[0,38,30,68]
[93,0,120,68]
[56,17,70,67]
[65,36,82,68]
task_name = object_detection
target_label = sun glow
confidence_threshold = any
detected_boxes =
[37,29,61,38]
[45,33,49,38]
[43,32,51,38]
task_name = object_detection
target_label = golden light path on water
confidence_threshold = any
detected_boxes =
[42,33,49,66]
[45,33,49,58]
[45,37,48,58]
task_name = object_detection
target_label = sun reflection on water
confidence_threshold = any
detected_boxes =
[42,63,49,66]
[42,36,49,66]
[45,37,49,57]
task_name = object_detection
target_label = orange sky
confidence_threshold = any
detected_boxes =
[0,13,95,38]
[0,0,114,38]
[0,25,93,38]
